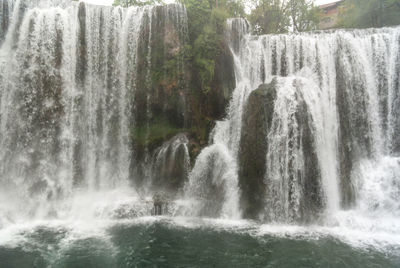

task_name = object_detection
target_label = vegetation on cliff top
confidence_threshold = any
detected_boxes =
[177,0,237,94]
[111,0,400,33]
[110,0,321,95]
[338,0,400,29]
[248,0,320,34]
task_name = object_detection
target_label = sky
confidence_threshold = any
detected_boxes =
[81,0,337,7]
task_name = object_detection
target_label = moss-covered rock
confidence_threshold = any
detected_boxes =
[127,5,236,190]
[131,6,189,183]
[131,115,184,161]
[185,37,236,154]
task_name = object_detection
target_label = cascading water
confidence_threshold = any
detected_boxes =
[179,21,252,219]
[0,0,13,44]
[0,0,189,225]
[183,17,400,234]
[149,133,190,194]
[260,75,329,223]
[0,1,400,265]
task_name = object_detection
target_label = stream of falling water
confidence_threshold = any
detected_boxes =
[0,1,400,263]
[0,0,189,225]
[183,19,400,234]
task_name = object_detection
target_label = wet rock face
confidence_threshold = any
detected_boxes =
[267,81,324,224]
[335,45,373,208]
[76,2,87,88]
[134,5,188,130]
[13,5,65,194]
[239,79,324,222]
[389,33,400,155]
[132,6,189,175]
[0,0,10,43]
[132,9,238,185]
[226,18,249,55]
[238,81,277,220]
[294,98,323,223]
[192,149,230,218]
[1,0,27,46]
[152,191,171,215]
[207,40,236,121]
[150,134,190,195]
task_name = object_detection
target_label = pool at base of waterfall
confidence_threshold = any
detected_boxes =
[0,217,399,268]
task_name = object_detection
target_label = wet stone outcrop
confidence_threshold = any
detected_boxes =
[336,42,374,208]
[226,18,249,55]
[152,191,170,215]
[206,40,236,120]
[263,78,324,223]
[1,0,26,46]
[293,95,324,223]
[131,5,190,187]
[389,32,400,155]
[150,133,190,195]
[238,81,277,219]
[239,78,324,223]
[134,5,188,132]
[0,0,11,43]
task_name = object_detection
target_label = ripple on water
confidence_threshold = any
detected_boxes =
[0,217,399,268]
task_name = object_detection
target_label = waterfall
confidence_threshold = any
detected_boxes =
[1,0,400,230]
[179,20,252,219]
[149,133,190,194]
[183,19,400,224]
[0,0,188,223]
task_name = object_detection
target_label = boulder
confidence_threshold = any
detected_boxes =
[238,80,277,219]
[239,78,324,223]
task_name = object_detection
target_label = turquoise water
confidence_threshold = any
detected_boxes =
[0,218,399,268]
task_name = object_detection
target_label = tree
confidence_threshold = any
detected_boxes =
[176,0,245,93]
[248,0,319,35]
[338,0,400,28]
[214,0,246,17]
[287,0,319,32]
[113,0,163,7]
[248,0,289,35]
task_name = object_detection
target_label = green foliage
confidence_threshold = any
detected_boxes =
[248,0,319,35]
[132,117,183,147]
[288,0,319,32]
[113,0,163,7]
[248,0,289,34]
[150,38,182,86]
[338,0,400,28]
[192,8,229,93]
[178,0,212,42]
[176,0,238,93]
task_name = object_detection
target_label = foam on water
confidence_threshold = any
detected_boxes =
[1,215,399,257]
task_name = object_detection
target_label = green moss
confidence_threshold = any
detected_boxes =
[131,119,183,148]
